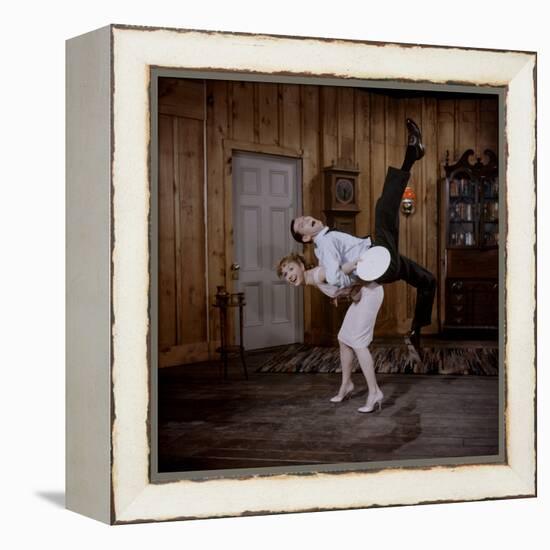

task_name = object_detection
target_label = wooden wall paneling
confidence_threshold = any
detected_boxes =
[455,99,477,158]
[386,96,408,333]
[159,113,210,367]
[403,98,423,331]
[320,86,338,170]
[258,83,279,145]
[437,99,456,163]
[160,342,211,367]
[158,78,205,120]
[206,80,229,356]
[437,99,457,167]
[280,84,302,151]
[337,87,355,167]
[230,81,255,142]
[479,97,499,155]
[369,93,386,228]
[252,84,260,143]
[354,89,371,238]
[172,118,184,345]
[158,114,177,351]
[300,85,321,344]
[158,79,501,357]
[436,99,456,330]
[158,79,210,366]
[384,97,403,177]
[422,97,440,333]
[370,93,392,334]
[474,100,481,154]
[177,117,207,345]
[222,141,236,346]
[320,86,340,343]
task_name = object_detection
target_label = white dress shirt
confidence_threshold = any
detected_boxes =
[313,227,372,288]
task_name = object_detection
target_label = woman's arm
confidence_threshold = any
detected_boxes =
[305,267,365,307]
[304,267,340,304]
[313,261,356,284]
[316,240,354,288]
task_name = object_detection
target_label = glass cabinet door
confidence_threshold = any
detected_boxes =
[447,172,477,248]
[480,176,499,247]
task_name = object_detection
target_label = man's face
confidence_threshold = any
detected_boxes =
[292,216,324,242]
[280,260,305,286]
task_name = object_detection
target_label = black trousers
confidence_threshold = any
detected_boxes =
[374,167,436,329]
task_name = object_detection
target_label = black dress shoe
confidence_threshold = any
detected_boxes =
[406,118,425,160]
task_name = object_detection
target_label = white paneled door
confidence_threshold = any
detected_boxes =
[232,152,303,350]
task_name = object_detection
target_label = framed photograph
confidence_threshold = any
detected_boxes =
[66,25,536,524]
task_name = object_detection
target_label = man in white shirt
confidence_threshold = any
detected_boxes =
[290,119,436,348]
[290,218,372,288]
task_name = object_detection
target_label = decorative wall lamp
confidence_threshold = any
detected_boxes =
[401,185,417,216]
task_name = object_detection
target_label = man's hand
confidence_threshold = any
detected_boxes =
[341,260,358,275]
[331,284,363,305]
[349,285,363,302]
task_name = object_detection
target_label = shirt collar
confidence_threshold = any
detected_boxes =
[313,226,330,248]
[314,226,330,240]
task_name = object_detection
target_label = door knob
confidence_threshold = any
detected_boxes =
[231,263,240,280]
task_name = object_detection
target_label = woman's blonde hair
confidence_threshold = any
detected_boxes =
[276,252,309,279]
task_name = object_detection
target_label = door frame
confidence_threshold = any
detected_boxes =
[223,140,304,347]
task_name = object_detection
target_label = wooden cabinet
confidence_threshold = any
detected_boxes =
[446,277,498,329]
[441,150,499,331]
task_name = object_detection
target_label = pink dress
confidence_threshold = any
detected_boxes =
[311,267,384,349]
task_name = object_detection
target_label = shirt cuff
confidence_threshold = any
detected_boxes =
[314,269,324,284]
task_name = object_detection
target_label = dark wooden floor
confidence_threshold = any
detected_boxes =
[158,347,499,473]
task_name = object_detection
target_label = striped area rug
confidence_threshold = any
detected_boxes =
[255,343,498,375]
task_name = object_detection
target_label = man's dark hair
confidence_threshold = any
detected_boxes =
[290,219,305,243]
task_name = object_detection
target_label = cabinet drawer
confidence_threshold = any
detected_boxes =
[446,314,465,325]
[449,304,465,315]
[449,292,465,304]
[448,280,464,293]
[445,277,498,328]
[447,249,498,278]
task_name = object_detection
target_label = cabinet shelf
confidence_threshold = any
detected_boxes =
[449,196,475,202]
[441,149,499,331]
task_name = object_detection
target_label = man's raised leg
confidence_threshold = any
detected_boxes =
[372,119,434,350]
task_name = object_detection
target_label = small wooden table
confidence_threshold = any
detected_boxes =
[213,288,248,380]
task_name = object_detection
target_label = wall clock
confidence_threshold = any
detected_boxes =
[335,177,354,205]
[323,166,361,234]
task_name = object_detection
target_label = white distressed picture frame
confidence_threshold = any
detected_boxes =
[66,25,536,524]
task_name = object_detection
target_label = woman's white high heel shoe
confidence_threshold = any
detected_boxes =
[357,389,384,413]
[330,382,355,403]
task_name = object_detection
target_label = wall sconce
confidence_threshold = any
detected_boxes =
[401,186,417,216]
